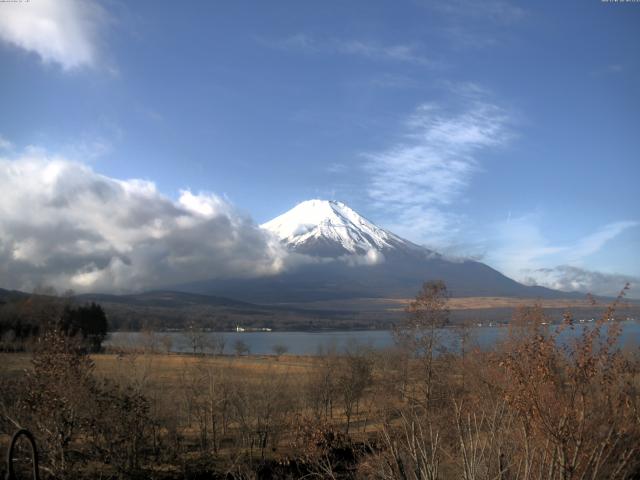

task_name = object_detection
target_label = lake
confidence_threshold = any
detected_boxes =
[106,320,640,356]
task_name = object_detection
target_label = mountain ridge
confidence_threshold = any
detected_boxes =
[179,199,582,303]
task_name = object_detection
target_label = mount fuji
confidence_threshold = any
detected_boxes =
[261,199,420,257]
[177,200,573,303]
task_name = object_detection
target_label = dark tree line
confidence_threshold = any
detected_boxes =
[0,295,108,352]
[59,303,108,353]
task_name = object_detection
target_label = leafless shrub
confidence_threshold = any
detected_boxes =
[493,285,639,479]
[372,408,441,480]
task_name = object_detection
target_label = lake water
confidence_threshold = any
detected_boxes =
[106,320,640,356]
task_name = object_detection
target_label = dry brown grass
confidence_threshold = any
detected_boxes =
[282,295,635,313]
[0,352,318,376]
[92,352,318,383]
[0,353,318,388]
[0,351,31,374]
[389,296,628,310]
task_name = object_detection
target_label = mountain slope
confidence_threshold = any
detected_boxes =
[178,253,573,303]
[76,290,258,309]
[178,199,578,303]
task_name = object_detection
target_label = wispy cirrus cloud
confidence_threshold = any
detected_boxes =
[338,40,432,65]
[364,92,512,245]
[0,135,13,151]
[419,0,527,50]
[425,0,527,25]
[570,221,639,261]
[262,33,434,66]
[353,87,637,298]
[366,73,418,89]
[591,63,627,77]
[489,217,639,274]
[0,0,107,70]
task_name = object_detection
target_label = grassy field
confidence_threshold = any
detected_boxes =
[288,295,640,311]
[0,351,329,477]
[1,351,319,385]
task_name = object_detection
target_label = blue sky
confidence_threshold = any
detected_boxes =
[0,0,638,296]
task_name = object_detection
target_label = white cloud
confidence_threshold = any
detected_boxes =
[337,40,432,65]
[326,163,348,174]
[424,0,527,25]
[367,73,418,89]
[0,0,106,70]
[418,0,527,51]
[486,214,565,276]
[486,215,639,297]
[0,150,288,293]
[523,265,638,299]
[264,34,433,66]
[489,216,639,275]
[0,135,13,151]
[364,96,511,246]
[270,33,316,52]
[571,221,639,260]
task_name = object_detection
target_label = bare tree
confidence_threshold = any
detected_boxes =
[210,332,226,356]
[337,342,373,434]
[160,334,173,355]
[272,343,288,359]
[457,319,476,393]
[186,322,206,355]
[234,339,250,356]
[20,328,95,477]
[306,345,339,422]
[377,409,441,480]
[141,328,159,353]
[393,280,449,409]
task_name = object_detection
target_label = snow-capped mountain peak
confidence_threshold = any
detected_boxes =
[261,199,416,256]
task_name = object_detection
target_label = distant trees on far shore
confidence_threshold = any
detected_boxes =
[0,292,108,352]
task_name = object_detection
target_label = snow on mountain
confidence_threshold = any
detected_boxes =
[177,200,575,302]
[261,199,419,257]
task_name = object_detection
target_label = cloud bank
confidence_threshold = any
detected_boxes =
[0,150,286,293]
[523,265,638,299]
[0,0,105,70]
